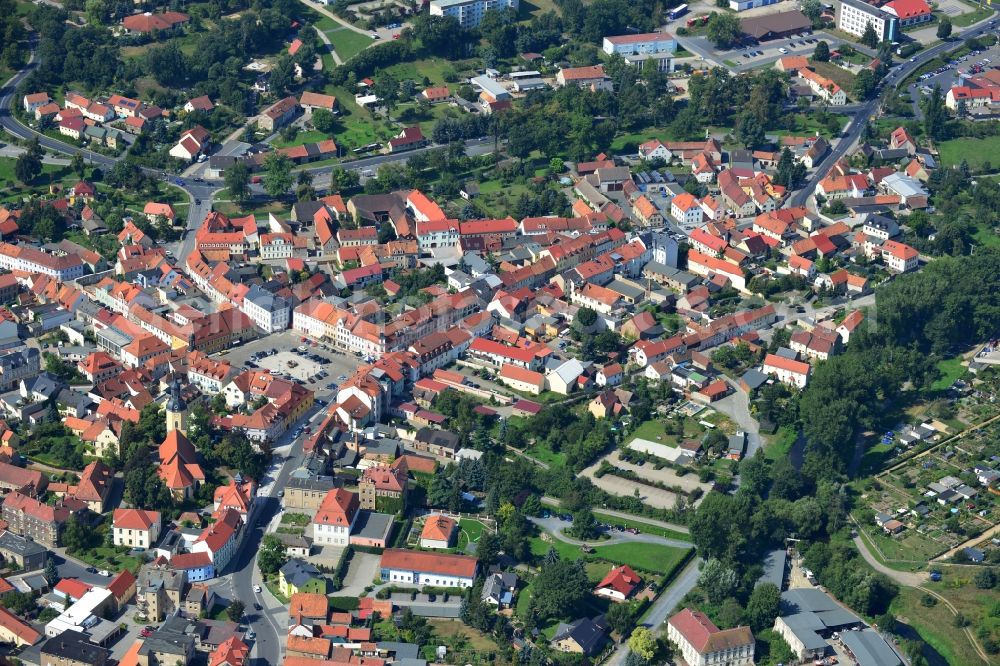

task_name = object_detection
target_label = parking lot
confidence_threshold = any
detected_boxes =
[680,29,844,72]
[219,330,362,394]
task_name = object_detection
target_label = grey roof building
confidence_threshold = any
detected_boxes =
[40,630,110,666]
[0,529,48,571]
[840,629,903,666]
[279,558,322,589]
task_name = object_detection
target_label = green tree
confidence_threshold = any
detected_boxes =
[44,557,59,586]
[627,627,657,661]
[262,153,293,199]
[699,558,739,603]
[531,556,591,620]
[568,507,599,539]
[853,68,878,101]
[14,151,41,184]
[227,599,245,622]
[922,85,949,141]
[312,108,339,133]
[813,40,830,62]
[746,582,781,631]
[860,22,878,48]
[801,0,823,21]
[225,161,251,205]
[258,534,287,575]
[936,17,952,39]
[707,12,741,48]
[70,153,86,178]
[1,591,36,617]
[576,306,598,328]
[736,111,765,149]
[975,568,996,589]
[62,514,99,552]
[606,601,637,638]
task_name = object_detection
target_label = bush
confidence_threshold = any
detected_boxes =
[975,568,996,589]
[920,593,937,607]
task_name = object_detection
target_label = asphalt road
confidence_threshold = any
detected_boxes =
[789,15,999,207]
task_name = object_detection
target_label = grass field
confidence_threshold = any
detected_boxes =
[271,129,331,148]
[326,27,373,61]
[973,223,1000,249]
[528,533,692,576]
[525,441,567,467]
[891,586,991,666]
[937,135,1000,170]
[858,442,893,475]
[951,2,994,27]
[764,426,798,462]
[932,356,966,391]
[858,524,943,567]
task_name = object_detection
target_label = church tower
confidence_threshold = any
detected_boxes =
[165,375,187,435]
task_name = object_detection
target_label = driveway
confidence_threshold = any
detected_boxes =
[713,380,761,459]
[338,552,381,596]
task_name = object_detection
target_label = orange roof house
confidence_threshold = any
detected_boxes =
[595,565,643,601]
[419,515,457,548]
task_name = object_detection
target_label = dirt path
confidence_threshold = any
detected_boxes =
[914,586,991,664]
[540,496,689,534]
[852,534,928,587]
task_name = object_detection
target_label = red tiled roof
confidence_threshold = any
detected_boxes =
[379,549,477,578]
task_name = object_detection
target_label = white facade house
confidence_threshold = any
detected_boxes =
[838,0,898,41]
[762,354,810,389]
[380,549,477,588]
[429,0,519,27]
[112,509,161,549]
[667,609,755,666]
[240,286,289,333]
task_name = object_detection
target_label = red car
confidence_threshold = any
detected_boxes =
[392,33,400,39]
[140,629,152,638]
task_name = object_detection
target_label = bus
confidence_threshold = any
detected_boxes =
[669,4,688,20]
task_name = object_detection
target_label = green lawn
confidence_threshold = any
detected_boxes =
[326,27,374,62]
[629,419,674,446]
[764,426,798,462]
[937,135,1000,170]
[459,518,487,544]
[271,129,332,148]
[528,534,692,576]
[951,3,993,27]
[525,441,567,467]
[932,356,966,391]
[858,442,893,476]
[972,223,1000,248]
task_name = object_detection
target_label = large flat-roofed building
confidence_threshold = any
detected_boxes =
[602,32,676,56]
[838,0,899,41]
[429,0,519,27]
[740,10,812,41]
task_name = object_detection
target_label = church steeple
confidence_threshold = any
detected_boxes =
[165,375,187,435]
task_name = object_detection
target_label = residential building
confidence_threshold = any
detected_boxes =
[39,629,110,666]
[313,488,358,546]
[279,559,325,597]
[667,608,754,666]
[762,353,811,389]
[428,0,519,28]
[0,606,40,647]
[1,492,71,547]
[881,239,919,272]
[138,562,187,622]
[359,462,407,511]
[0,529,48,570]
[552,616,609,655]
[419,514,457,549]
[379,548,478,587]
[259,96,300,132]
[112,509,161,549]
[594,565,642,602]
[671,193,704,226]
